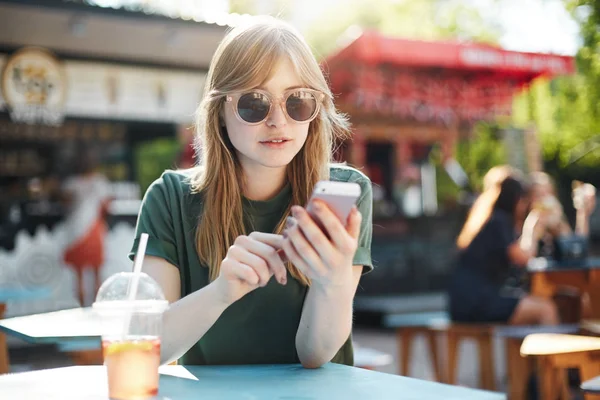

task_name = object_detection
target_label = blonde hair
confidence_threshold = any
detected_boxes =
[456,186,501,249]
[482,165,515,191]
[190,17,351,285]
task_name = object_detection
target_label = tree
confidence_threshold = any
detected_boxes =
[304,0,502,60]
[509,1,600,176]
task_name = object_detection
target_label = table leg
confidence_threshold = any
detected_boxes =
[398,328,414,376]
[538,356,559,400]
[506,338,530,400]
[0,303,9,374]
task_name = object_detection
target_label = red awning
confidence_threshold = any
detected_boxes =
[324,31,577,124]
[325,31,576,78]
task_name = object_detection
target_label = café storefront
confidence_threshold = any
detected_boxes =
[0,0,229,316]
[0,0,230,251]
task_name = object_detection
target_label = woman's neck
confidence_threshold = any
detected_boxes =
[242,166,288,201]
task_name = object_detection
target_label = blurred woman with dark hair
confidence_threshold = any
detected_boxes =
[448,175,559,324]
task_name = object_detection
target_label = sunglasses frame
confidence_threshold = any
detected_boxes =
[225,88,325,125]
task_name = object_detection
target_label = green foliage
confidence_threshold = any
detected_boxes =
[455,123,507,192]
[134,138,181,195]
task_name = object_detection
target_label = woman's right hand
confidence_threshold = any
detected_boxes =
[212,232,287,305]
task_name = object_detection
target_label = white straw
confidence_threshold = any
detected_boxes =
[122,233,148,339]
[128,233,148,302]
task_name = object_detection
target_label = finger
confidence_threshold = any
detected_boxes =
[285,221,325,276]
[346,206,362,240]
[227,259,260,286]
[282,235,311,278]
[230,242,272,287]
[241,234,287,285]
[290,206,332,259]
[248,232,284,249]
[303,201,348,250]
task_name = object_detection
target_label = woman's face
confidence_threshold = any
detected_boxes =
[222,58,311,176]
[531,182,552,203]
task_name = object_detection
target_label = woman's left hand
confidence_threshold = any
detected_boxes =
[282,200,361,288]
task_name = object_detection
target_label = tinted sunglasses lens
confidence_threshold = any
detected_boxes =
[286,91,317,122]
[237,92,270,123]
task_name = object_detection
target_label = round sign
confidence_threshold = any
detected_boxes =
[1,47,67,125]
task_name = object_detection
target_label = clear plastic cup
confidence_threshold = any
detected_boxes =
[93,272,169,400]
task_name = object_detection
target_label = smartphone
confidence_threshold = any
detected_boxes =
[306,180,362,229]
[278,180,362,262]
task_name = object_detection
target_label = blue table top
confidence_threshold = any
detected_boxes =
[0,286,51,303]
[0,307,101,344]
[581,375,600,394]
[0,364,506,399]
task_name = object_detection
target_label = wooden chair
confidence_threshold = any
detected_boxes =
[496,324,580,400]
[521,333,600,400]
[384,311,497,389]
[383,311,447,382]
[443,322,497,390]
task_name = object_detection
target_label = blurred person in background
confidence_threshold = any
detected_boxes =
[529,171,596,256]
[62,148,112,305]
[482,164,520,192]
[448,175,559,325]
[529,171,596,320]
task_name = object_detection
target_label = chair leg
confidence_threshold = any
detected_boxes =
[506,338,529,400]
[0,303,8,374]
[558,369,570,400]
[397,328,414,376]
[537,357,560,400]
[446,331,459,385]
[477,333,496,390]
[426,330,443,382]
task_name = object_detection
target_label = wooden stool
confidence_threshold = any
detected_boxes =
[496,324,580,400]
[384,311,448,382]
[386,312,498,389]
[443,323,496,390]
[521,333,600,400]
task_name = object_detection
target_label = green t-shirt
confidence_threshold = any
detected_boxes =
[129,165,373,366]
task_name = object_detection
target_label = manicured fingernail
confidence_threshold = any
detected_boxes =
[286,216,297,229]
[291,206,301,217]
[283,230,288,238]
[280,276,287,285]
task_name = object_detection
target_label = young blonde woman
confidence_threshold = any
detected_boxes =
[129,17,373,368]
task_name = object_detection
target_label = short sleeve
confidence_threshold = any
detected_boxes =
[352,177,373,274]
[128,175,179,268]
[486,212,516,257]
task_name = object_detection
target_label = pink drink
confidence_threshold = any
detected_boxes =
[103,338,161,400]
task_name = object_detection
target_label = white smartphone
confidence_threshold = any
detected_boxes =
[278,180,362,262]
[306,180,362,228]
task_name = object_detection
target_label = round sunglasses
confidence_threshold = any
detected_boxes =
[225,88,325,125]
